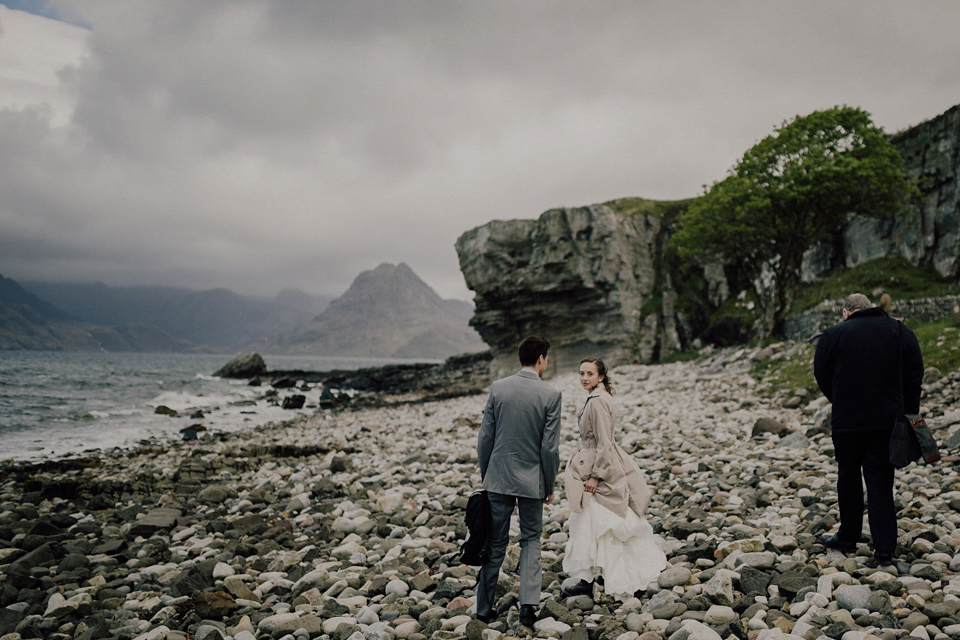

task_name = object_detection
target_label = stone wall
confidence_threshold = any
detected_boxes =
[785,296,960,340]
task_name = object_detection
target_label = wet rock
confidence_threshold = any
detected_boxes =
[282,394,306,410]
[214,352,267,378]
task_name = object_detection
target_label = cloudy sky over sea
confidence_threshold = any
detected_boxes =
[1,1,958,302]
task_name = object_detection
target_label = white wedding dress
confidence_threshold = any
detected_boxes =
[562,387,666,599]
[563,495,666,598]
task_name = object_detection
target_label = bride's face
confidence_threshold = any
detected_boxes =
[579,362,602,391]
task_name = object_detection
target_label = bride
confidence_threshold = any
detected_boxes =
[562,356,667,599]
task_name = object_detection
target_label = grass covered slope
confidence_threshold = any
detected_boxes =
[679,256,960,397]
[793,256,957,312]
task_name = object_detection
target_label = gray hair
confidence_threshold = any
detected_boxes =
[843,293,872,313]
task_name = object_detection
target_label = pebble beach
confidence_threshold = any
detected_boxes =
[4,342,960,640]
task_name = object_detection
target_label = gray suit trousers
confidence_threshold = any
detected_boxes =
[476,492,543,616]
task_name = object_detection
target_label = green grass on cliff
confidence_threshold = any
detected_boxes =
[603,197,696,218]
[793,256,957,313]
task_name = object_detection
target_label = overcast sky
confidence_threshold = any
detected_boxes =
[1,1,958,302]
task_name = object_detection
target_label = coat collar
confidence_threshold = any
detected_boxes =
[515,369,542,380]
[585,385,608,400]
[845,307,889,321]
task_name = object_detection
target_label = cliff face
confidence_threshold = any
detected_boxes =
[459,105,960,372]
[456,203,707,377]
[891,104,960,275]
[804,104,960,280]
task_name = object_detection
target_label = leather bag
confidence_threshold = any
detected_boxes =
[889,321,940,468]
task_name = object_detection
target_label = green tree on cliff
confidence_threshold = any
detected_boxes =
[671,106,919,336]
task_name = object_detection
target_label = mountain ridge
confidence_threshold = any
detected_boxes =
[255,262,486,359]
[0,273,210,352]
[22,281,332,350]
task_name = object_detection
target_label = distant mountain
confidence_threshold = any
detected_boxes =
[256,263,487,359]
[274,288,332,316]
[0,274,206,352]
[23,282,331,350]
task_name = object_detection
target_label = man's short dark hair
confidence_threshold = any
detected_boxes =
[518,336,550,366]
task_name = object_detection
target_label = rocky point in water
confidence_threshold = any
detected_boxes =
[4,341,960,640]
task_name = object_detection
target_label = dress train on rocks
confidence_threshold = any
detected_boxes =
[562,495,666,599]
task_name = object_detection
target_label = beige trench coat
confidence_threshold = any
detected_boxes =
[563,387,650,519]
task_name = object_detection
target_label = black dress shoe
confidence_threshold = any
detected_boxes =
[562,579,594,597]
[819,532,858,553]
[476,612,493,624]
[519,604,537,627]
[873,550,894,565]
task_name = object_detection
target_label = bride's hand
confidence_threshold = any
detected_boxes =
[584,477,599,493]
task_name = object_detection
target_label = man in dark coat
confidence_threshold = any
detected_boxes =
[814,293,924,564]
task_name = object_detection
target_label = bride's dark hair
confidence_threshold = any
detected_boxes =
[580,356,614,396]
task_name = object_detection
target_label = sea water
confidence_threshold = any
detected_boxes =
[0,351,431,462]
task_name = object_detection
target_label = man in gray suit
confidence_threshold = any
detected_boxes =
[476,336,562,626]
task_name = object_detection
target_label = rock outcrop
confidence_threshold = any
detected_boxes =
[456,202,714,377]
[805,103,960,280]
[213,352,267,379]
[458,104,960,370]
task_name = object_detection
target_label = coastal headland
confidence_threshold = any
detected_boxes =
[3,343,960,640]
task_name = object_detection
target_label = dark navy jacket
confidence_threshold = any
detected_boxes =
[813,307,924,433]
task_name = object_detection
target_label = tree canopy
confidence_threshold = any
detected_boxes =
[670,105,918,336]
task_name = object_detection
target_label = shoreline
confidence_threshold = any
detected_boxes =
[2,343,960,640]
[0,351,493,469]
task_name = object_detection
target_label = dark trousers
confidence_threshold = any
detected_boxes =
[832,429,897,554]
[476,492,543,617]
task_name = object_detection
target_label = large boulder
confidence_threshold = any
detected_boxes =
[456,203,726,376]
[214,353,266,378]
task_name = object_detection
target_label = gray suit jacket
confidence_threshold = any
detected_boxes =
[478,369,562,499]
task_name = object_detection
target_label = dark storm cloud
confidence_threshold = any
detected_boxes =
[1,0,958,300]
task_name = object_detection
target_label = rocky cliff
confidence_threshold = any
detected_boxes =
[456,200,714,377]
[458,104,960,374]
[804,104,960,280]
